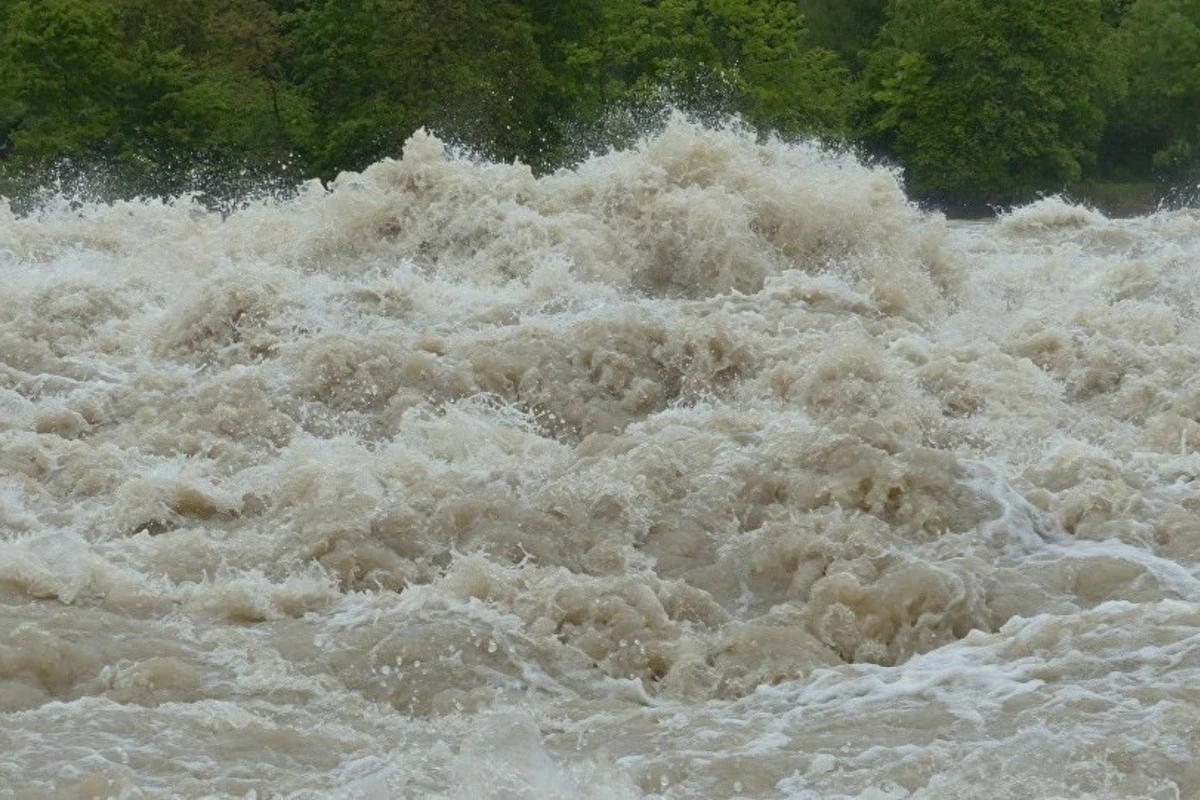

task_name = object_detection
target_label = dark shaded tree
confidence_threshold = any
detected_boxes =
[0,0,129,162]
[863,0,1113,208]
[287,0,549,175]
[797,0,887,66]
[556,0,854,149]
[1111,0,1200,181]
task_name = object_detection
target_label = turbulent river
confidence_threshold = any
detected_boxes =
[2,119,1200,799]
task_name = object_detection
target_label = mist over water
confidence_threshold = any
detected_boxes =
[2,119,1200,798]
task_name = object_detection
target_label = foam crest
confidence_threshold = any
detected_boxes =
[197,117,958,310]
[998,195,1109,233]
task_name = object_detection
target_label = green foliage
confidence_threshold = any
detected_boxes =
[797,0,887,65]
[560,0,735,126]
[708,0,856,137]
[0,0,311,199]
[1101,0,1138,26]
[556,0,854,150]
[287,0,549,175]
[1116,0,1200,177]
[864,0,1113,207]
[0,0,129,161]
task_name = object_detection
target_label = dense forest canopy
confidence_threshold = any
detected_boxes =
[0,0,1195,212]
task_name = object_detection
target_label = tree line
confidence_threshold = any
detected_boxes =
[0,0,1195,213]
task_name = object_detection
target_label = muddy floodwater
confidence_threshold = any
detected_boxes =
[3,120,1200,799]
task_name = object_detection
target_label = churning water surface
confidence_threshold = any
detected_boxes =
[2,120,1200,799]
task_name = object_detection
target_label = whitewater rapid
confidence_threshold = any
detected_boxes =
[2,120,1200,798]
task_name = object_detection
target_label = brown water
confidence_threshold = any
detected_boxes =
[2,119,1200,799]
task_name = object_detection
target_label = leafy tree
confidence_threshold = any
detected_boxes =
[1113,0,1200,179]
[287,0,548,175]
[863,0,1113,207]
[707,0,857,137]
[0,0,18,156]
[558,0,731,134]
[1102,0,1137,26]
[797,0,887,65]
[559,0,854,148]
[516,0,606,166]
[0,0,312,200]
[107,0,311,161]
[0,0,130,162]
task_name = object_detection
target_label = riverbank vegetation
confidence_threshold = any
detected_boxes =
[0,0,1195,214]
